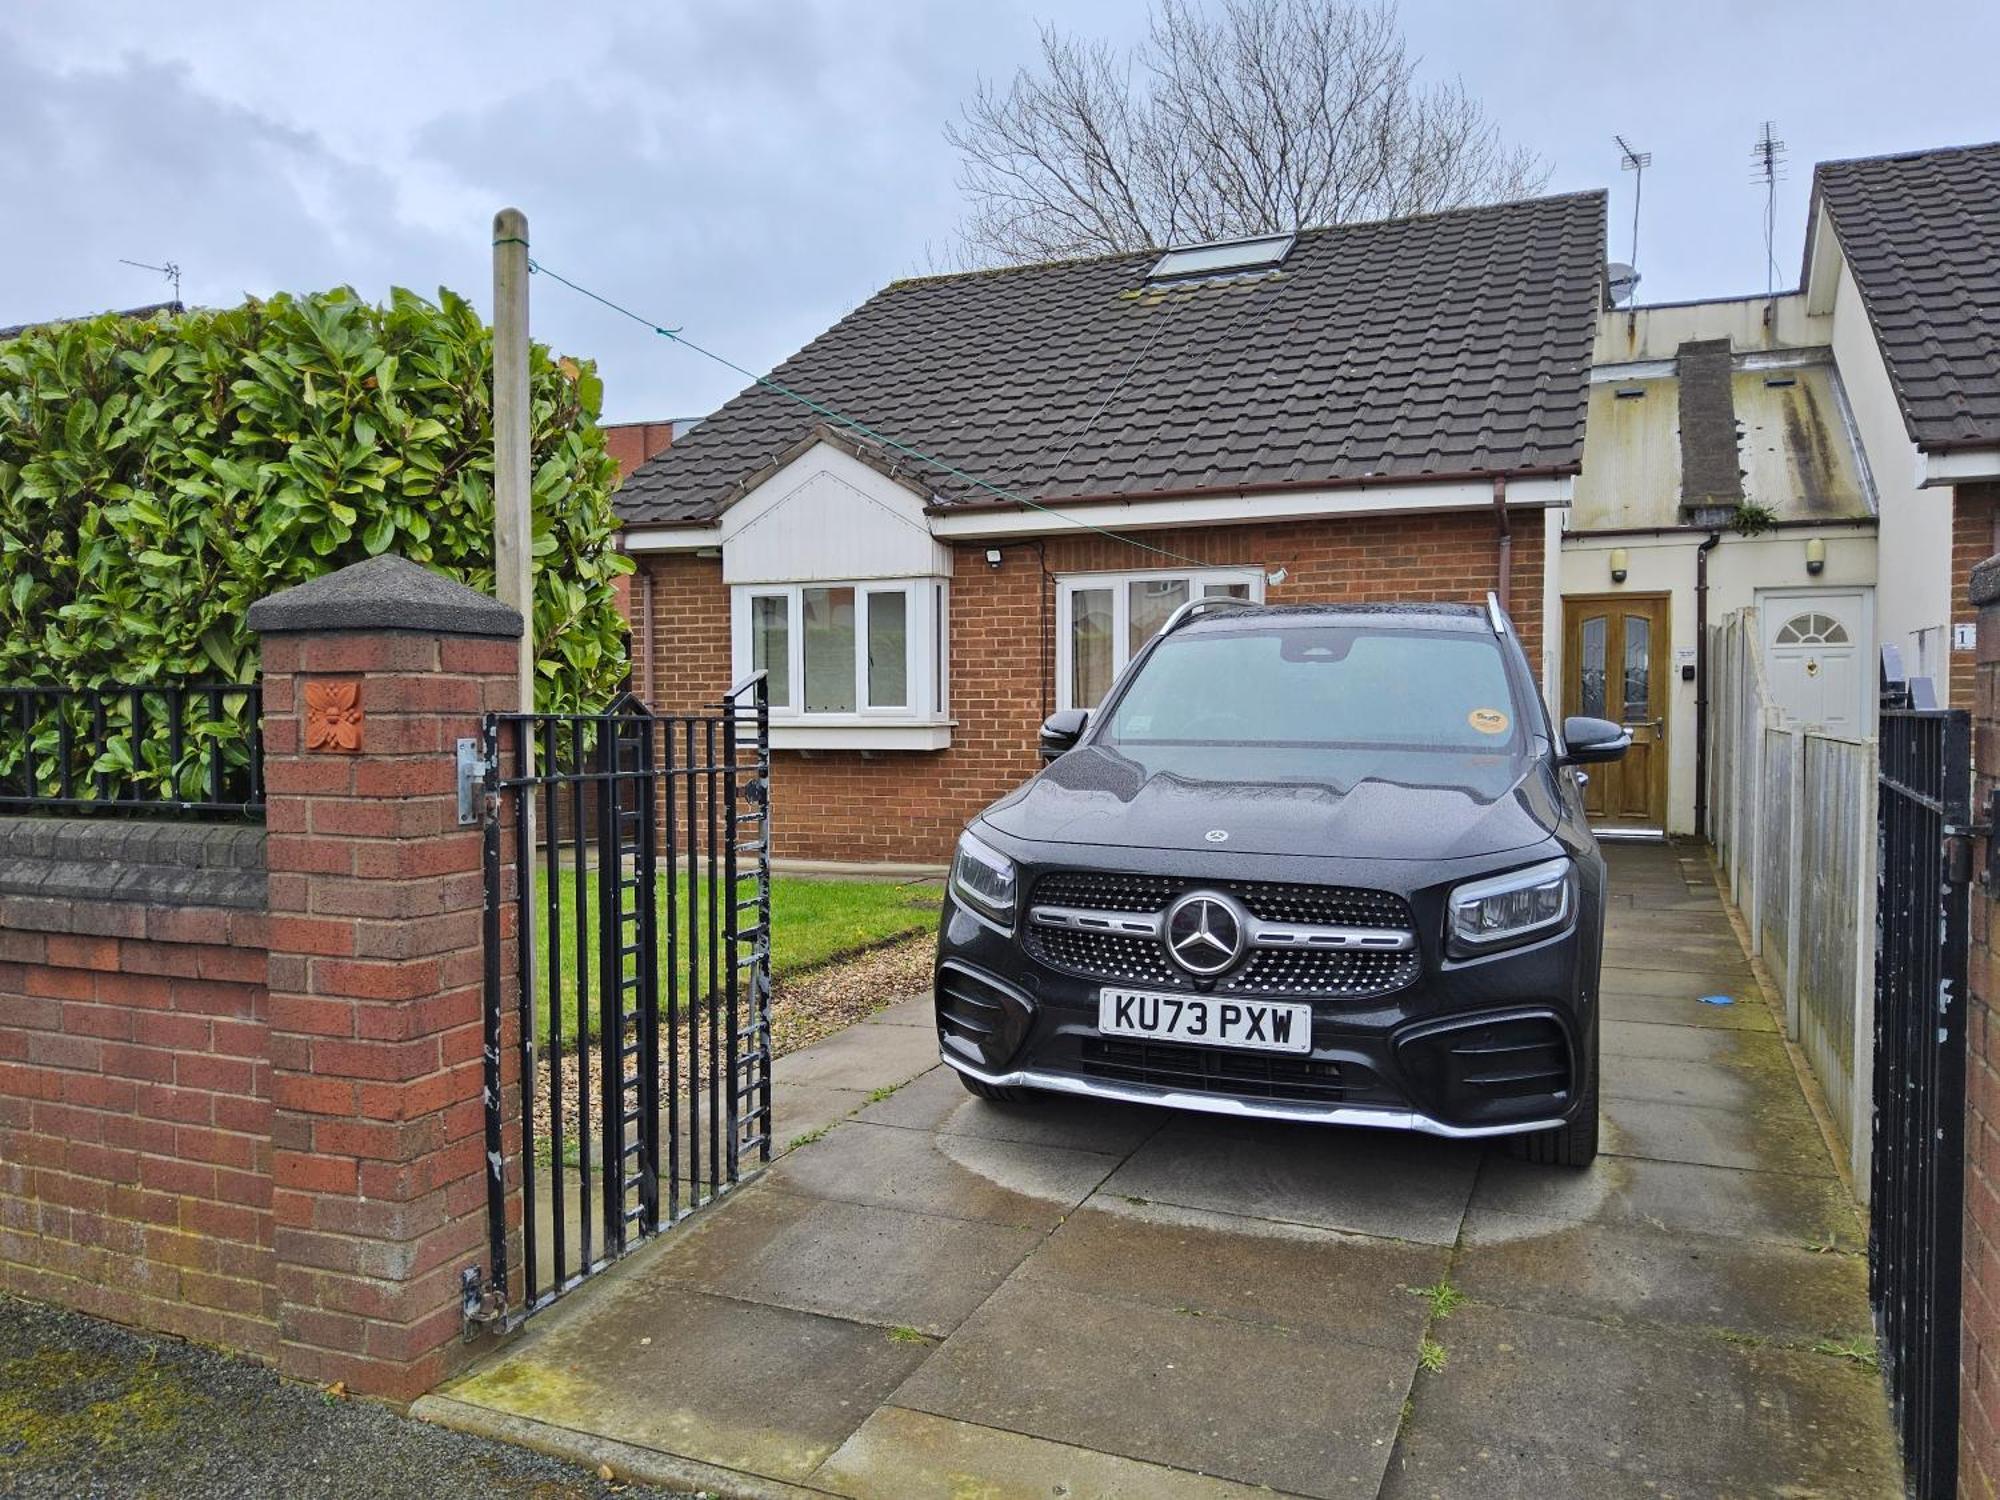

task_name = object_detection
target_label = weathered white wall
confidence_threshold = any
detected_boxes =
[1830,260,1948,680]
[1557,526,1877,833]
[1593,293,1830,364]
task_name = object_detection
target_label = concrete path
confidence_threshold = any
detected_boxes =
[418,844,1902,1498]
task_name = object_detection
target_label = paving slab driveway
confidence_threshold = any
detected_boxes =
[420,844,1900,1499]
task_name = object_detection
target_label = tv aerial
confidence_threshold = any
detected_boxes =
[119,257,183,305]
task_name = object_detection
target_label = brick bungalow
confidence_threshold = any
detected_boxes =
[615,192,1607,867]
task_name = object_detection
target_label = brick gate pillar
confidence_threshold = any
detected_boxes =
[248,556,523,1402]
[1964,555,2000,1489]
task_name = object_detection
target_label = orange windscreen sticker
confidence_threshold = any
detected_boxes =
[1468,708,1510,735]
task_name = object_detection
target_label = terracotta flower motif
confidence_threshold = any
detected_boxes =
[305,680,364,753]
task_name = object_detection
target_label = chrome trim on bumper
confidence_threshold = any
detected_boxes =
[1025,904,1415,953]
[938,1050,1562,1139]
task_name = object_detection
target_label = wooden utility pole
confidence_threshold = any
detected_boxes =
[492,207,534,711]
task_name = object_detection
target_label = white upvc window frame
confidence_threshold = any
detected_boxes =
[1054,567,1265,712]
[730,578,951,749]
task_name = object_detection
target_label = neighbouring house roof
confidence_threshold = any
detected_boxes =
[617,191,1607,528]
[0,300,184,340]
[1809,142,2000,451]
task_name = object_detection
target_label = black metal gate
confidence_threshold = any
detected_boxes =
[473,675,771,1325]
[1873,705,1971,1498]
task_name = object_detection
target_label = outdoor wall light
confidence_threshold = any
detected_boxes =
[985,548,1003,569]
[1805,537,1826,576]
[1609,547,1629,584]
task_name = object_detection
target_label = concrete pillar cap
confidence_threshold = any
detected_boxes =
[247,555,523,638]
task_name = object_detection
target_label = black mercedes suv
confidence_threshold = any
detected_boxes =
[933,595,1629,1166]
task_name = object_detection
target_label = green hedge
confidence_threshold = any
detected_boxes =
[0,286,631,712]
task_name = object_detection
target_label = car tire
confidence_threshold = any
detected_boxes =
[1505,1028,1599,1168]
[957,1072,1028,1103]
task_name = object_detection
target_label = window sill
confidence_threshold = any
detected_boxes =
[769,720,955,751]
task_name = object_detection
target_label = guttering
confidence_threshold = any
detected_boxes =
[1561,517,1877,541]
[931,463,1580,514]
[1693,530,1722,841]
[1491,477,1512,614]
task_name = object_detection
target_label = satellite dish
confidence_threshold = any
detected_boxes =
[1606,261,1641,306]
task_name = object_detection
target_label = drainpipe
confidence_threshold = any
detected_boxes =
[1491,478,1512,614]
[1694,529,1722,841]
[640,562,657,705]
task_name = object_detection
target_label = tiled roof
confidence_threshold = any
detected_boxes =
[0,301,184,340]
[1813,143,2000,451]
[617,191,1607,527]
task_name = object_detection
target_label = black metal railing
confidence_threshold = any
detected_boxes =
[0,683,264,816]
[475,673,772,1326]
[1873,705,1969,1499]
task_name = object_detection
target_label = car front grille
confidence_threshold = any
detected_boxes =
[1024,870,1421,999]
[1079,1037,1399,1106]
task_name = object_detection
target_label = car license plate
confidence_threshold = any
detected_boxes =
[1098,988,1312,1054]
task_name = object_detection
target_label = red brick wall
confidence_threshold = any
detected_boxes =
[0,829,275,1356]
[1967,556,2000,1491]
[632,508,1544,864]
[1955,486,2000,710]
[603,421,675,480]
[2,565,525,1403]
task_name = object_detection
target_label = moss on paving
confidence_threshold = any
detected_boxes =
[0,1295,677,1499]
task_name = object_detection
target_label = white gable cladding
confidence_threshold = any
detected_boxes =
[719,443,951,585]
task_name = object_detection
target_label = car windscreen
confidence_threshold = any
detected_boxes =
[1099,624,1529,760]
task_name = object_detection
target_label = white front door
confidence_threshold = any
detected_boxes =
[1758,589,1870,733]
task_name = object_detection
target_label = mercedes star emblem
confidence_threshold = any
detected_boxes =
[1164,891,1246,976]
[1204,829,1229,843]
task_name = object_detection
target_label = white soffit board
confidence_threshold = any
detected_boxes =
[929,475,1574,540]
[719,442,950,584]
[1919,448,2000,489]
[623,527,721,552]
[624,471,1578,550]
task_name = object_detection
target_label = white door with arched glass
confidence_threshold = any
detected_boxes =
[1758,589,1870,733]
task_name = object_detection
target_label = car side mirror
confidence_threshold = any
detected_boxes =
[1039,709,1089,761]
[1562,715,1630,765]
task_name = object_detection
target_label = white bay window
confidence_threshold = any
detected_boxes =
[1056,568,1263,711]
[733,579,950,748]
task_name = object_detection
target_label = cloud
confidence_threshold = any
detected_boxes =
[0,47,470,325]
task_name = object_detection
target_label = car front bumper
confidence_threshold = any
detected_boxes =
[933,878,1599,1139]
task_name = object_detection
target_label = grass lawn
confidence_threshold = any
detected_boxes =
[525,868,941,1045]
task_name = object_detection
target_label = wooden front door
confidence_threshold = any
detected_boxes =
[1563,595,1670,831]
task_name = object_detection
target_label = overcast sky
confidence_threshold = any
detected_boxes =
[5,1,1997,423]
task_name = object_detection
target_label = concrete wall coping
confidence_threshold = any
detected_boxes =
[246,555,522,639]
[1972,553,2000,609]
[0,816,266,911]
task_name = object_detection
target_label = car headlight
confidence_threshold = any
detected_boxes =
[1447,856,1575,956]
[951,828,1018,928]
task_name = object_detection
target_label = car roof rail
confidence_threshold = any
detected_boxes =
[1485,591,1509,637]
[1161,595,1257,637]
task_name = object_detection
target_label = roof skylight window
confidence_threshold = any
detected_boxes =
[1146,232,1295,282]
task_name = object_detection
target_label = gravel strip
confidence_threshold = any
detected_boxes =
[0,1295,683,1499]
[530,934,933,1147]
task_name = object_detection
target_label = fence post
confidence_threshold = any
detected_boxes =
[1852,735,1878,1198]
[1784,724,1806,1040]
[247,556,523,1402]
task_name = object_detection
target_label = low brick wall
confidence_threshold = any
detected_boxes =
[0,555,526,1403]
[0,819,273,1354]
